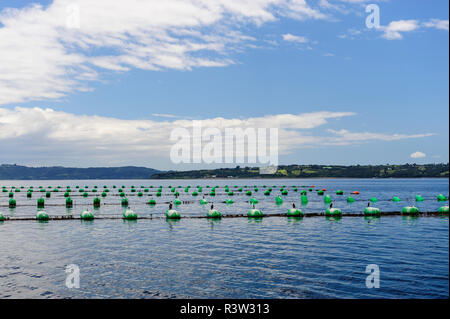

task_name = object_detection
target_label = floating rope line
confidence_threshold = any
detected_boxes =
[0,211,447,222]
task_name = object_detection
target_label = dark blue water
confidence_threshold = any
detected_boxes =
[0,179,448,298]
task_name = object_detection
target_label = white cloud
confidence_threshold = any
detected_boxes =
[282,33,309,43]
[0,107,435,166]
[410,151,426,159]
[152,113,180,119]
[338,28,362,39]
[0,0,327,106]
[380,20,420,40]
[423,19,449,31]
[327,129,435,145]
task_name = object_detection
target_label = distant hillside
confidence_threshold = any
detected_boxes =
[152,163,449,179]
[0,165,160,180]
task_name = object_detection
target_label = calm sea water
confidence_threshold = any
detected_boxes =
[0,178,448,298]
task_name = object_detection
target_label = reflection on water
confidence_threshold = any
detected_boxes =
[364,216,381,223]
[122,219,138,227]
[207,219,221,230]
[247,217,263,224]
[287,216,303,224]
[402,215,419,226]
[325,216,342,222]
[165,218,181,229]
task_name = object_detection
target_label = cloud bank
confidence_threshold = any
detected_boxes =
[0,0,328,105]
[0,107,434,166]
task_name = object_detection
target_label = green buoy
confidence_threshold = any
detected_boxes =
[166,209,181,219]
[392,196,401,202]
[36,211,49,221]
[9,199,16,208]
[275,196,283,205]
[364,207,381,216]
[415,195,424,202]
[37,198,45,208]
[301,195,308,204]
[147,199,156,205]
[438,206,449,214]
[207,209,222,218]
[80,210,94,220]
[123,209,138,220]
[402,206,419,215]
[325,208,342,216]
[248,209,263,217]
[287,208,303,217]
[347,197,355,203]
[93,197,101,207]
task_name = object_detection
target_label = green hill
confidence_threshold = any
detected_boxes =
[0,164,160,180]
[151,163,449,179]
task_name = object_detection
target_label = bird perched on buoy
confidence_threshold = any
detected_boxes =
[364,201,380,215]
[325,202,342,216]
[248,203,263,217]
[207,203,222,218]
[287,203,303,217]
[166,202,181,219]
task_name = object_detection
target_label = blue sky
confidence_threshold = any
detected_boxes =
[0,0,448,169]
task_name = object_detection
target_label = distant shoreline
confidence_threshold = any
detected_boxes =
[0,177,449,181]
[0,163,448,180]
